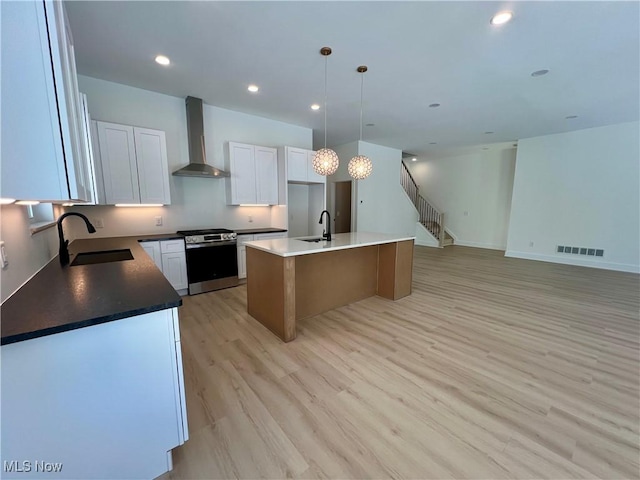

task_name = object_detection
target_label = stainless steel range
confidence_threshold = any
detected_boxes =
[177,229,239,295]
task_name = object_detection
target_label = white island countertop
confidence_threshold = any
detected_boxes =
[244,232,415,257]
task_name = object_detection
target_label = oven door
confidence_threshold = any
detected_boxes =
[184,241,239,295]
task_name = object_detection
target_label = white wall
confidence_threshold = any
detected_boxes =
[0,205,67,302]
[68,75,312,238]
[506,121,640,273]
[408,144,517,250]
[353,141,418,236]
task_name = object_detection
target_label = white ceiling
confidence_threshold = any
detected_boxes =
[66,1,639,158]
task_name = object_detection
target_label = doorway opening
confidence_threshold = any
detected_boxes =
[332,180,352,233]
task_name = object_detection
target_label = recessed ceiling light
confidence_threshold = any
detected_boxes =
[411,158,417,162]
[490,11,513,25]
[311,104,320,110]
[482,147,489,150]
[365,123,375,127]
[531,69,549,77]
[154,55,170,66]
[429,103,441,108]
[248,85,259,93]
[429,142,437,145]
[484,131,494,134]
[566,115,578,119]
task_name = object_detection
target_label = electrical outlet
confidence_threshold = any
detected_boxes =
[529,241,534,247]
[94,218,104,229]
[463,211,469,216]
[248,215,253,223]
[155,216,163,226]
[0,241,8,269]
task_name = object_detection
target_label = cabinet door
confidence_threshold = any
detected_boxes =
[307,150,326,183]
[228,142,257,205]
[255,146,278,205]
[286,147,308,182]
[134,127,171,205]
[237,245,247,279]
[46,0,92,202]
[141,241,162,269]
[0,0,68,201]
[162,252,188,291]
[96,121,140,204]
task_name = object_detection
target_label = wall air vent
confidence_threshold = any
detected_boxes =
[557,246,604,257]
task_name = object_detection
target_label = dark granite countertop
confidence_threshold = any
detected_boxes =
[136,233,184,242]
[234,228,288,235]
[1,236,182,346]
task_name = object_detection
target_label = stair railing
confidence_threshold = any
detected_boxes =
[400,161,446,247]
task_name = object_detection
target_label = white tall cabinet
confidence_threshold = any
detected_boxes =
[1,0,93,202]
[226,142,278,205]
[94,121,171,205]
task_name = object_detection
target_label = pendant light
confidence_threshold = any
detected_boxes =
[312,47,340,176]
[348,65,373,180]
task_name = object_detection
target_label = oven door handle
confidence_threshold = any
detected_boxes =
[185,241,237,249]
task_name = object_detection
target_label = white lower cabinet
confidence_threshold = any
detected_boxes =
[237,232,286,279]
[162,253,188,291]
[1,308,188,480]
[236,235,254,280]
[141,241,162,269]
[141,240,187,293]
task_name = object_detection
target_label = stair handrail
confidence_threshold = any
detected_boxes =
[400,160,446,246]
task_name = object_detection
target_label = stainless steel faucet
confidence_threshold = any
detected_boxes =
[318,210,332,242]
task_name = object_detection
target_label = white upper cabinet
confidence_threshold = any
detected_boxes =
[226,142,278,205]
[285,147,325,184]
[134,128,171,205]
[255,146,279,205]
[95,121,171,205]
[0,0,93,202]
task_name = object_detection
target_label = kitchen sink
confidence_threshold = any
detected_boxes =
[299,237,325,243]
[70,249,134,266]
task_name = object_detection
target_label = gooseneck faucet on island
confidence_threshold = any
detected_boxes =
[318,210,332,242]
[57,212,97,266]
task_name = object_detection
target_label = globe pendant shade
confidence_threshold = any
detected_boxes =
[348,155,373,179]
[312,148,340,176]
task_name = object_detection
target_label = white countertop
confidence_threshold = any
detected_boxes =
[244,232,415,257]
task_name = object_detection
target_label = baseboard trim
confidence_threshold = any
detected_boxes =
[415,241,440,248]
[504,250,640,273]
[454,240,506,251]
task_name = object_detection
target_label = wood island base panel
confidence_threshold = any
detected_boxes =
[247,237,414,342]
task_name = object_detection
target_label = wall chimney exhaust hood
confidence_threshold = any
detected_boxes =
[172,96,229,178]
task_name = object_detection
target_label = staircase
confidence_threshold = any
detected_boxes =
[400,161,453,247]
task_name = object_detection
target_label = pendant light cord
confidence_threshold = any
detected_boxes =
[359,72,364,141]
[324,54,328,149]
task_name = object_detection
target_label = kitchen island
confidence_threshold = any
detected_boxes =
[1,235,188,479]
[245,232,415,342]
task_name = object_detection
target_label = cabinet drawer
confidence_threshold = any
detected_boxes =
[160,239,185,254]
[237,234,255,246]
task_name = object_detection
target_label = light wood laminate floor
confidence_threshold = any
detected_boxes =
[161,246,640,479]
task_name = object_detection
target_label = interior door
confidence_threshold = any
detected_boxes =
[334,181,352,233]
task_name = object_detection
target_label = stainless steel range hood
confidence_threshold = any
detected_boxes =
[173,96,229,178]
